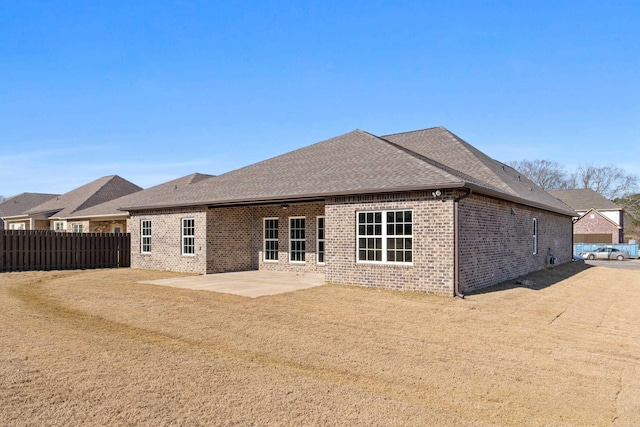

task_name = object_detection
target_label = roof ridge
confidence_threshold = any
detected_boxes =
[73,175,141,213]
[381,126,444,138]
[210,130,369,180]
[444,130,538,194]
[72,175,120,213]
[369,132,499,190]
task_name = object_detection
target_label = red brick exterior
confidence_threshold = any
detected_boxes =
[129,208,208,274]
[573,211,620,243]
[129,191,573,295]
[325,191,455,294]
[458,193,574,293]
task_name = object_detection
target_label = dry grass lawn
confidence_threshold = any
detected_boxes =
[1,264,639,426]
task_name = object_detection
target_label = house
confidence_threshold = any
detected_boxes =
[0,193,60,230]
[67,173,213,232]
[549,188,624,243]
[122,127,576,295]
[8,175,142,233]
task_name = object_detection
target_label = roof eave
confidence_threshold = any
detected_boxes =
[121,183,468,211]
[121,182,576,216]
[64,213,130,220]
[464,183,578,217]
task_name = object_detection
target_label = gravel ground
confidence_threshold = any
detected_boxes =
[1,264,639,426]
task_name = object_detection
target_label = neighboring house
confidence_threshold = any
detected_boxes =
[122,127,576,296]
[7,176,142,233]
[549,189,624,244]
[67,173,213,233]
[0,193,60,230]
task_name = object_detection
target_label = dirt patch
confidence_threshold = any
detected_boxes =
[1,265,639,426]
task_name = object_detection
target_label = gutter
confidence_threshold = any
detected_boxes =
[120,182,575,217]
[454,188,473,298]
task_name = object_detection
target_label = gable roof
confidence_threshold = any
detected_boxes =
[548,188,621,211]
[575,207,621,229]
[382,127,574,214]
[67,173,213,218]
[0,193,60,218]
[122,128,576,216]
[25,175,142,218]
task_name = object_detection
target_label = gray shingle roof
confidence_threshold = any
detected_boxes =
[67,173,213,218]
[122,128,576,216]
[382,127,575,214]
[0,193,59,218]
[548,189,621,211]
[26,175,142,218]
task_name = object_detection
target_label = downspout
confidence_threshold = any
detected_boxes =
[454,188,472,298]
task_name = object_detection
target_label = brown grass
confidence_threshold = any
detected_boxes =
[1,264,639,426]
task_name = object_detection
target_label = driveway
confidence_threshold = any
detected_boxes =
[585,258,640,270]
[139,270,325,298]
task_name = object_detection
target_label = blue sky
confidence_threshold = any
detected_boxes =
[1,1,638,197]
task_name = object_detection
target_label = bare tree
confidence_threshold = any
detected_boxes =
[570,163,638,199]
[506,159,568,191]
[507,159,638,200]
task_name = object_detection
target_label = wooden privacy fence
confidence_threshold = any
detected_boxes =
[0,230,131,272]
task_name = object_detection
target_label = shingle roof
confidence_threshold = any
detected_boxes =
[548,188,621,211]
[26,175,142,218]
[0,193,59,218]
[382,127,575,214]
[122,128,576,216]
[67,173,213,218]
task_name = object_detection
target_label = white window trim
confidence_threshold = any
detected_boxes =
[53,220,67,231]
[182,218,195,256]
[72,223,84,233]
[316,216,325,265]
[9,222,26,230]
[141,220,151,254]
[289,216,306,263]
[356,209,414,265]
[533,218,538,255]
[263,217,279,262]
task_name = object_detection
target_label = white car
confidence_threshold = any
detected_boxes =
[579,247,630,261]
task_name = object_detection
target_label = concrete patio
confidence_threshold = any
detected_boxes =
[139,270,325,298]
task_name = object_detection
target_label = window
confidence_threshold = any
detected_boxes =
[141,220,151,253]
[53,221,66,231]
[9,223,25,230]
[357,210,413,264]
[264,218,278,261]
[532,218,538,255]
[386,211,413,262]
[182,218,195,255]
[72,223,83,233]
[317,216,325,264]
[289,217,306,262]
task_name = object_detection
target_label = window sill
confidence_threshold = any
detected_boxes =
[356,261,413,266]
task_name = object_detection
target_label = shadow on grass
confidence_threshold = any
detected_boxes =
[468,261,593,295]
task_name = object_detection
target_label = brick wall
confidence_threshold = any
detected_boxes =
[458,193,573,293]
[206,206,255,273]
[89,220,128,233]
[67,220,90,233]
[128,192,573,295]
[130,203,326,275]
[130,208,207,274]
[250,202,326,273]
[573,212,619,243]
[325,191,455,295]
